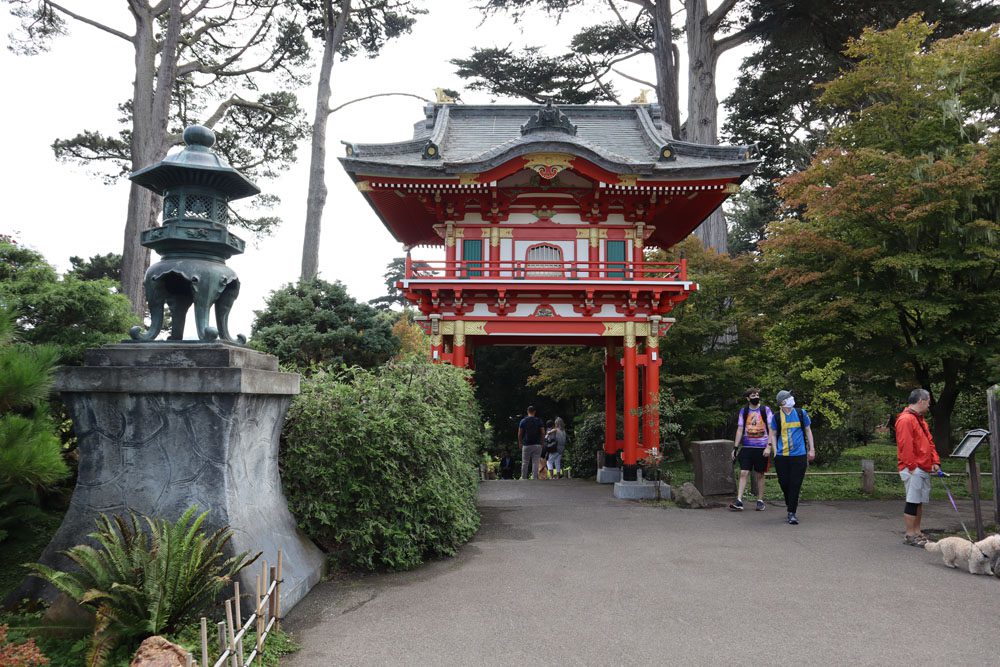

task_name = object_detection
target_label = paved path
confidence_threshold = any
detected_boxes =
[284,480,999,666]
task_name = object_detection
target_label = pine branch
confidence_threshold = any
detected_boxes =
[46,0,133,41]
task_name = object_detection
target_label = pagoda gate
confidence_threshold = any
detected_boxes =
[339,102,756,485]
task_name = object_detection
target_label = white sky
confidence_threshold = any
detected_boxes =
[0,2,750,337]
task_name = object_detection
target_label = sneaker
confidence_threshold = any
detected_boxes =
[787,513,799,525]
[756,499,766,511]
[729,499,744,511]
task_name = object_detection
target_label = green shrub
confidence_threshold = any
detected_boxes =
[28,507,257,667]
[281,357,483,571]
[564,412,608,479]
[0,307,68,542]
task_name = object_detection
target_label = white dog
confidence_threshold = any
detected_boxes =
[925,536,994,574]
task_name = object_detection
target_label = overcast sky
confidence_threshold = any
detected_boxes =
[0,2,751,337]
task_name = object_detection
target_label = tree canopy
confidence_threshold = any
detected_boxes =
[765,16,1000,450]
[250,277,399,369]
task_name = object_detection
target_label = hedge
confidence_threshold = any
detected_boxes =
[280,357,484,571]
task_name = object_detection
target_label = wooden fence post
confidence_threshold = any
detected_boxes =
[988,385,1000,527]
[861,459,875,495]
[200,617,209,667]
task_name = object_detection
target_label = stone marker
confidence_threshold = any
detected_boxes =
[690,439,736,496]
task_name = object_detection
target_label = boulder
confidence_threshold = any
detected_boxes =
[674,482,708,509]
[130,636,190,667]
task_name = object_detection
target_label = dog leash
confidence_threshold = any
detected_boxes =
[935,470,989,559]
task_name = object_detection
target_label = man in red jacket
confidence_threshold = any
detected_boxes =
[896,388,941,547]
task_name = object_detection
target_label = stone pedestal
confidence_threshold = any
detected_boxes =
[612,480,671,500]
[12,343,324,614]
[596,467,623,484]
[690,439,736,496]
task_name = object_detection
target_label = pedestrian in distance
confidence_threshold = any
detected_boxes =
[546,417,568,479]
[895,388,941,547]
[730,387,772,512]
[518,406,546,480]
[768,390,815,525]
[540,419,554,478]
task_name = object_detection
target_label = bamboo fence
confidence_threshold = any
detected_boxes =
[184,550,284,667]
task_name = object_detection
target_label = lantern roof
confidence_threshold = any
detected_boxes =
[130,125,260,200]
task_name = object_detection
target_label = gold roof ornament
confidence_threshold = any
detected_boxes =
[434,88,457,103]
[631,89,651,104]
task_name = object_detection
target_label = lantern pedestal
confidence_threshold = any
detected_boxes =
[11,343,324,613]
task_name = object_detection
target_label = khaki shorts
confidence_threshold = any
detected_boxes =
[899,467,931,504]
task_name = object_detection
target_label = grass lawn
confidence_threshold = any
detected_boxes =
[662,439,995,503]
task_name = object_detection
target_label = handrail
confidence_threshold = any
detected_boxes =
[405,258,687,282]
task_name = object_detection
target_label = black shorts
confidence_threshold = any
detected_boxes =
[737,447,768,473]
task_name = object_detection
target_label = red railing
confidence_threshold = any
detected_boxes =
[404,258,687,282]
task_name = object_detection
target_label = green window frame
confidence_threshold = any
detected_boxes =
[463,239,483,277]
[606,240,626,278]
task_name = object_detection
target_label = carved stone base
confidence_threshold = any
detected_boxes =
[8,343,324,614]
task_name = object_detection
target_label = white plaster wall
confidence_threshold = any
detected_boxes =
[467,302,492,316]
[514,240,576,262]
[595,304,619,317]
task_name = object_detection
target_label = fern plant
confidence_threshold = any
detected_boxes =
[28,506,259,667]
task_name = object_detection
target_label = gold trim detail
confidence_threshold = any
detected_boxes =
[463,321,488,336]
[440,322,455,335]
[430,334,442,347]
[725,182,740,194]
[602,323,625,336]
[459,173,480,185]
[498,228,514,239]
[624,321,636,348]
[646,336,659,349]
[356,180,372,192]
[617,174,638,187]
[523,152,574,180]
[454,320,466,347]
[577,228,607,248]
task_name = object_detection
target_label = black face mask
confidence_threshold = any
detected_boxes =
[749,398,760,406]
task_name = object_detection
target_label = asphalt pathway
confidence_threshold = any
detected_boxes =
[284,480,1000,666]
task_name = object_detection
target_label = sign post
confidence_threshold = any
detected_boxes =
[950,428,990,540]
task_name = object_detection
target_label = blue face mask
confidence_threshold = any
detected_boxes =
[784,397,796,409]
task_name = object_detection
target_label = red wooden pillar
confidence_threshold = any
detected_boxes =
[643,329,661,452]
[488,227,500,278]
[452,320,467,368]
[622,321,639,479]
[604,340,617,463]
[445,223,456,278]
[633,224,644,280]
[589,228,600,278]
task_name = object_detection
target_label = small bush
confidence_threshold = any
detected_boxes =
[281,357,483,571]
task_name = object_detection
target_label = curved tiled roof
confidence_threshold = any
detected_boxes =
[340,103,757,179]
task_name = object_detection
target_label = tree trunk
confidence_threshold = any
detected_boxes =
[930,363,961,455]
[121,1,181,315]
[651,0,680,138]
[685,0,727,253]
[301,0,352,282]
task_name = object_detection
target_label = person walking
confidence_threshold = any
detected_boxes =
[895,388,941,547]
[546,417,568,479]
[518,406,545,480]
[768,390,815,525]
[730,387,772,511]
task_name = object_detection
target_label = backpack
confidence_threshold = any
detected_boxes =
[740,405,771,440]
